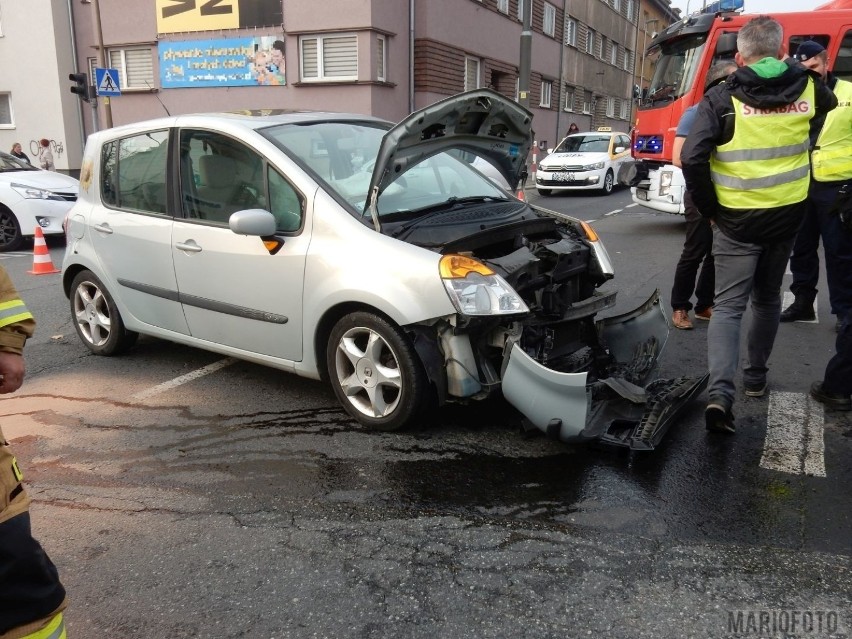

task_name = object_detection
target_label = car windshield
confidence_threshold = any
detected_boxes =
[554,135,611,153]
[0,152,38,172]
[261,120,508,219]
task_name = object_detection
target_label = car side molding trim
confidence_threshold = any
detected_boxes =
[117,278,289,324]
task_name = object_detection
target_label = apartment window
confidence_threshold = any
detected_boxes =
[620,100,630,119]
[597,35,604,60]
[626,0,635,21]
[540,80,552,108]
[623,48,632,71]
[565,17,576,46]
[610,41,618,65]
[376,35,386,82]
[613,0,621,12]
[606,97,615,118]
[497,0,509,13]
[107,48,155,90]
[300,34,358,82]
[517,0,525,20]
[563,84,575,111]
[583,90,593,114]
[465,56,481,91]
[586,29,595,55]
[0,94,11,126]
[543,3,556,37]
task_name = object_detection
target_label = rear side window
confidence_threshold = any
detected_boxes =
[100,130,169,215]
[834,29,852,82]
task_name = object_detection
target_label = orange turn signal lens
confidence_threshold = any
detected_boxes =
[439,254,495,279]
[580,221,599,242]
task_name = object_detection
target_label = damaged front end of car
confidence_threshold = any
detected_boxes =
[433,207,707,451]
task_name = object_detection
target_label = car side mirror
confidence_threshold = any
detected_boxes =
[229,208,277,236]
[614,146,626,154]
[547,148,554,154]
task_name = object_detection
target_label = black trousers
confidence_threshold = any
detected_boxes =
[0,513,66,634]
[670,190,714,312]
[824,311,852,395]
[788,181,852,316]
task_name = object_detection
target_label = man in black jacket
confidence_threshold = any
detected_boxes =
[681,16,837,433]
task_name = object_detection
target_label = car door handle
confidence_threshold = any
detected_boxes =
[175,240,202,253]
[93,223,113,235]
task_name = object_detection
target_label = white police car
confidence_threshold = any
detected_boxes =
[535,128,631,196]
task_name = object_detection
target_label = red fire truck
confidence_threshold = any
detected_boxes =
[620,0,852,214]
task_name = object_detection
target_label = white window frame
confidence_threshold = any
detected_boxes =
[565,17,576,46]
[597,35,604,60]
[540,80,552,108]
[620,100,629,119]
[107,47,155,90]
[614,0,621,12]
[563,84,575,112]
[610,41,618,66]
[583,91,593,114]
[543,2,556,37]
[626,0,635,22]
[623,48,632,72]
[465,56,481,91]
[606,97,615,118]
[517,0,525,20]
[497,0,509,13]
[0,93,13,128]
[299,34,359,82]
[586,29,595,56]
[376,35,386,82]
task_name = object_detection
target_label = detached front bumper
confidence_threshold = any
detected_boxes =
[501,290,707,450]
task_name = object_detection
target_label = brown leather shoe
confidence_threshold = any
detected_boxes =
[672,309,693,330]
[695,307,712,321]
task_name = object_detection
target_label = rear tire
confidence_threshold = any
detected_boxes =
[70,270,138,355]
[327,311,431,431]
[0,206,24,252]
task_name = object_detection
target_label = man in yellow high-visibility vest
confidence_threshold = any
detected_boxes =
[0,266,67,639]
[681,16,837,433]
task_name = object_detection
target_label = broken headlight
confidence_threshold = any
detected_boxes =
[439,254,529,316]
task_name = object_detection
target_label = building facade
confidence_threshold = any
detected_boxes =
[2,0,680,173]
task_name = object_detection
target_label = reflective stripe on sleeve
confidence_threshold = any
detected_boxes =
[21,613,66,639]
[0,300,33,329]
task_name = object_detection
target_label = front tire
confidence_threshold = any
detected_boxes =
[600,170,614,195]
[0,206,24,252]
[70,270,138,355]
[327,311,431,431]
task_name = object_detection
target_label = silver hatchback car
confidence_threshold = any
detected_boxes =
[62,89,704,449]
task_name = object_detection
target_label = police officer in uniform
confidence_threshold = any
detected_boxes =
[0,266,68,638]
[681,16,837,433]
[781,40,852,330]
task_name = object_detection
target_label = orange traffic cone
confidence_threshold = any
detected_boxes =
[28,227,60,275]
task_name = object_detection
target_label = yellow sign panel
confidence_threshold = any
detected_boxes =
[157,0,240,33]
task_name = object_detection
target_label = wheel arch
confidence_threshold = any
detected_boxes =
[313,301,446,404]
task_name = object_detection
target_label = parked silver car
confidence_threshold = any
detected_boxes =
[62,89,704,449]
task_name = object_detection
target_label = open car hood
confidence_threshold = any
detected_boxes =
[367,89,533,209]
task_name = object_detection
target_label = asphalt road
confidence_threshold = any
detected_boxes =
[1,191,850,638]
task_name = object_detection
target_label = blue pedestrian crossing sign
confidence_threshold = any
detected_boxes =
[95,68,121,97]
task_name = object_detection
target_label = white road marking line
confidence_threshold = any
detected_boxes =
[761,391,826,477]
[0,252,34,259]
[604,209,622,216]
[782,291,819,323]
[132,357,238,400]
[625,203,640,208]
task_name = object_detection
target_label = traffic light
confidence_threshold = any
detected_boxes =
[69,72,91,102]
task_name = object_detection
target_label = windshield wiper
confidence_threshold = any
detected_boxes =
[388,196,507,238]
